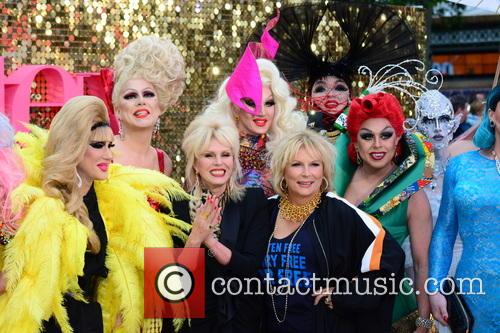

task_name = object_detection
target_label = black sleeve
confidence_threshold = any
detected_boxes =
[225,188,272,277]
[331,200,404,313]
[171,199,191,248]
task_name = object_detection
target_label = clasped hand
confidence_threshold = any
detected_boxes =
[190,195,222,245]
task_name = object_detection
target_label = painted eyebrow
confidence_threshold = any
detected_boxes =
[123,87,154,93]
[359,126,394,132]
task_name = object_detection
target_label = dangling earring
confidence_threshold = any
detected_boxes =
[225,178,233,197]
[119,120,125,140]
[154,119,161,135]
[279,177,287,193]
[321,177,329,192]
[393,143,402,163]
[234,114,240,122]
[355,148,362,166]
[76,171,83,188]
[193,171,201,192]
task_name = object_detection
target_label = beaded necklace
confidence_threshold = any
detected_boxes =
[239,134,268,172]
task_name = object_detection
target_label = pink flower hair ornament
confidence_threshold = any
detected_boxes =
[225,11,280,116]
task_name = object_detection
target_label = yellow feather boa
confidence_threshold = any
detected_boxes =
[0,126,191,333]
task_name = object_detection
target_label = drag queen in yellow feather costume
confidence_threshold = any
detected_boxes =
[0,96,190,333]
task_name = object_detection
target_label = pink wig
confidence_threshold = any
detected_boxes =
[0,113,25,237]
[346,92,405,163]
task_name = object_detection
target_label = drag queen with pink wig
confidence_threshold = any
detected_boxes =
[0,113,24,245]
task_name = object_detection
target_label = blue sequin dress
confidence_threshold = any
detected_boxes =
[429,151,500,332]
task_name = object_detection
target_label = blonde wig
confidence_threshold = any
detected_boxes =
[112,35,186,112]
[270,129,336,197]
[203,58,307,151]
[43,96,111,253]
[182,113,245,202]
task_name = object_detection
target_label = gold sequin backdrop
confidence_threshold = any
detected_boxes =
[0,0,426,181]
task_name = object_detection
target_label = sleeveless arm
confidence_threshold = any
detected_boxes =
[428,158,459,293]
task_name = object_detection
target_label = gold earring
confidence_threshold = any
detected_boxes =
[321,177,329,192]
[279,177,288,193]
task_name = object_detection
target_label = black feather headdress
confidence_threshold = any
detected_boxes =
[254,1,419,89]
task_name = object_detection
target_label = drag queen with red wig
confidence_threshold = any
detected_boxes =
[334,92,434,331]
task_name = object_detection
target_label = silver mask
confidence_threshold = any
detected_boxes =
[415,90,460,150]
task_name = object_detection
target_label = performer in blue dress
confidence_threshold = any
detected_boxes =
[428,86,500,332]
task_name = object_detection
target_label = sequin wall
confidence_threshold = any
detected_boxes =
[0,0,426,181]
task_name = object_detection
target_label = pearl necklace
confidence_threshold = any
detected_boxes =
[492,150,500,176]
[265,212,309,324]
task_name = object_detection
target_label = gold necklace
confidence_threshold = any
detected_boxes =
[278,191,322,223]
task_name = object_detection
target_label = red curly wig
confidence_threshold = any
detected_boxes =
[346,92,405,164]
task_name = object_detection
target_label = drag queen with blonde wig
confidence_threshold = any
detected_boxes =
[204,58,306,196]
[110,35,186,175]
[0,96,189,333]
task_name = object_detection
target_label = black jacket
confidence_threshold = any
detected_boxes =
[174,188,272,333]
[265,192,404,333]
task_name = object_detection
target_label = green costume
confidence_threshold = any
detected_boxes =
[334,131,434,321]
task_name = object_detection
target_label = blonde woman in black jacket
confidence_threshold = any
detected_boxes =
[260,130,404,333]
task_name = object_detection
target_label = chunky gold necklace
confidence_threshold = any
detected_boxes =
[279,192,322,223]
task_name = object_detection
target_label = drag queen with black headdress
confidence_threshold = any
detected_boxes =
[0,96,189,333]
[261,2,418,142]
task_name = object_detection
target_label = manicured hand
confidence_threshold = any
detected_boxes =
[312,287,334,309]
[429,293,448,326]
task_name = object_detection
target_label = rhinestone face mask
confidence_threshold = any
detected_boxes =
[415,90,460,149]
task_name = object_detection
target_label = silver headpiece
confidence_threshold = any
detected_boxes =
[358,59,444,130]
